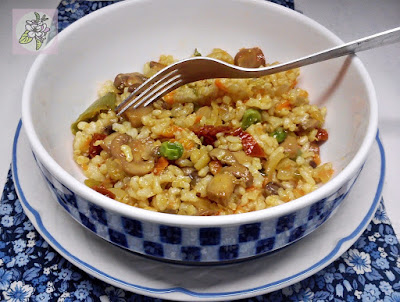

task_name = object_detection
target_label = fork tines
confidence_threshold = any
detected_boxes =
[115,68,182,116]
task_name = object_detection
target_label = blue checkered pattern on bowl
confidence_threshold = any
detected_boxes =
[34,155,361,263]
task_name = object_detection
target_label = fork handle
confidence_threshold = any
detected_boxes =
[251,26,400,77]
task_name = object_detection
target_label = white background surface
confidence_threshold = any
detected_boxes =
[0,0,399,235]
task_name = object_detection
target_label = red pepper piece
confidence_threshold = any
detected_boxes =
[89,133,107,158]
[231,128,266,158]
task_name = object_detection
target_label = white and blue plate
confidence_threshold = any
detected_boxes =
[12,121,385,301]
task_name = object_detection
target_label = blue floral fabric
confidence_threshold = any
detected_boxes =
[1,166,400,301]
[2,1,400,301]
[57,0,120,33]
[55,0,294,33]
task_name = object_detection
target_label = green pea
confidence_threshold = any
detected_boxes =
[159,141,184,160]
[241,108,262,130]
[271,128,287,143]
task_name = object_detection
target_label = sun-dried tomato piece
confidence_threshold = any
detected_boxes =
[92,185,116,199]
[191,125,266,157]
[89,133,107,158]
[192,125,232,145]
[230,128,266,158]
[315,128,329,142]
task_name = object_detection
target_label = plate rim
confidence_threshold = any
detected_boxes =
[11,119,386,300]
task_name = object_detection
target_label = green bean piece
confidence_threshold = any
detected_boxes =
[159,141,184,160]
[71,92,117,135]
[193,102,201,112]
[271,128,288,143]
[241,108,262,129]
[194,48,202,56]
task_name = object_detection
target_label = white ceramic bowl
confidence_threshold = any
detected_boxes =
[22,0,377,263]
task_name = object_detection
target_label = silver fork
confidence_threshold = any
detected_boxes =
[116,26,400,116]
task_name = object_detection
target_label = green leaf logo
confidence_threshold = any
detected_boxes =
[35,39,42,50]
[19,30,33,44]
[34,12,40,22]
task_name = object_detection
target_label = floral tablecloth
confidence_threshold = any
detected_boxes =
[2,1,400,301]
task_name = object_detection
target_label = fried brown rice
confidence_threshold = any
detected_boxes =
[72,47,334,216]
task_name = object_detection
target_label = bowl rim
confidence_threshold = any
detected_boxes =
[21,0,378,227]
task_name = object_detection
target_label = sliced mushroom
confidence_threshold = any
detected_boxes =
[220,163,253,187]
[234,47,266,68]
[206,148,254,206]
[101,132,120,153]
[109,133,156,176]
[232,151,253,165]
[209,148,237,165]
[181,167,200,186]
[109,133,130,157]
[149,61,167,73]
[209,148,253,187]
[198,209,219,216]
[113,72,147,93]
[123,106,153,128]
[206,172,236,206]
[264,182,282,196]
[280,135,301,159]
[299,118,321,131]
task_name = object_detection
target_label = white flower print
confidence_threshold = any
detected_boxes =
[12,239,26,254]
[61,0,80,13]
[57,292,71,302]
[27,240,35,248]
[379,280,393,296]
[373,204,391,225]
[343,249,372,274]
[25,20,49,41]
[26,231,36,240]
[1,215,14,227]
[385,270,396,282]
[46,281,55,293]
[3,281,34,302]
